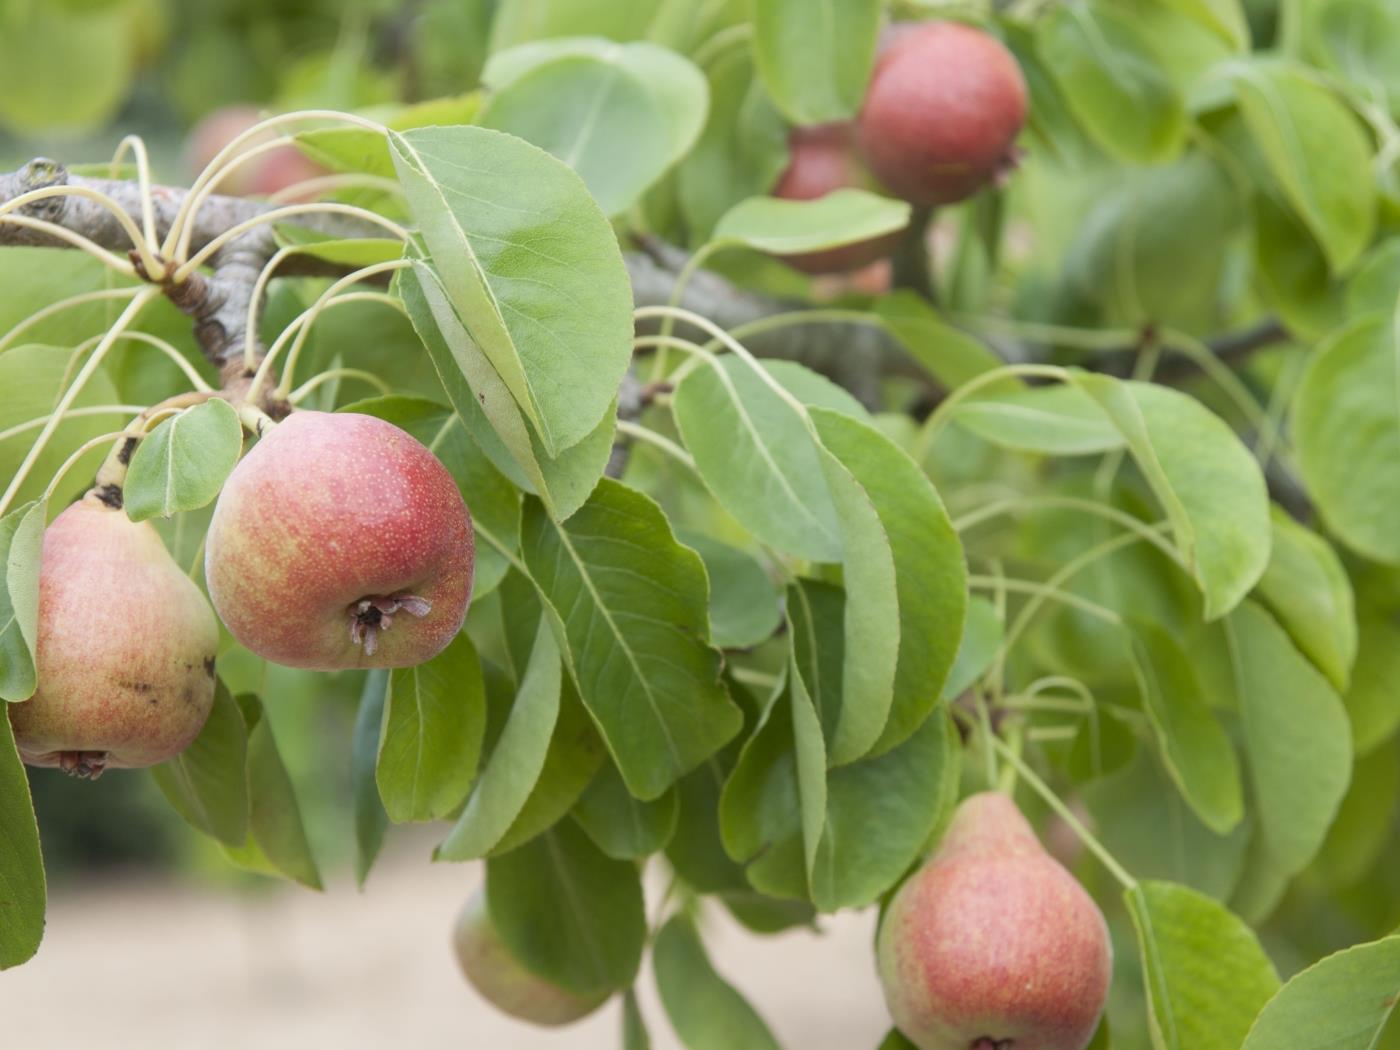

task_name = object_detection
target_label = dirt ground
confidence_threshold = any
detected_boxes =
[1,833,891,1049]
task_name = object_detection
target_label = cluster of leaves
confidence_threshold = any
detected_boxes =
[3,0,1400,1046]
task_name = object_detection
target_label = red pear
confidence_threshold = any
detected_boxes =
[877,792,1111,1050]
[452,888,609,1026]
[858,22,1028,206]
[772,123,906,275]
[203,411,473,671]
[8,496,219,778]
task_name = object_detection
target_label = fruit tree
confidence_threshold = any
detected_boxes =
[1,0,1398,1047]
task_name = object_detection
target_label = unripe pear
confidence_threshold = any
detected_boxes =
[452,888,609,1026]
[772,123,905,275]
[858,22,1028,206]
[877,792,1111,1050]
[8,496,219,778]
[204,411,473,671]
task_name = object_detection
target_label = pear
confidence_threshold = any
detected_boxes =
[877,792,1112,1050]
[451,888,609,1027]
[204,411,474,671]
[858,22,1027,207]
[8,496,219,777]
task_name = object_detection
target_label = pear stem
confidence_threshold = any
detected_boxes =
[988,734,1137,891]
[996,722,1023,795]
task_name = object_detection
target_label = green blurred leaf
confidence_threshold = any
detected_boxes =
[0,4,133,134]
[942,596,1002,699]
[351,669,389,887]
[1294,314,1400,564]
[1038,3,1187,163]
[390,125,632,456]
[377,632,485,823]
[710,190,909,257]
[751,0,878,124]
[151,680,248,848]
[1240,935,1400,1049]
[1125,880,1279,1050]
[486,818,645,996]
[1072,374,1270,619]
[123,399,242,522]
[0,501,44,702]
[1155,0,1250,48]
[653,914,783,1050]
[489,0,665,48]
[1128,622,1244,834]
[624,988,651,1050]
[572,760,679,859]
[1255,506,1356,692]
[875,292,1004,391]
[1308,743,1398,889]
[1224,601,1352,878]
[953,385,1124,456]
[676,531,782,650]
[0,706,44,969]
[1232,60,1376,271]
[521,480,741,799]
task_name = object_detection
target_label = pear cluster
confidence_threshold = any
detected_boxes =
[878,792,1112,1050]
[9,410,475,775]
[771,20,1027,275]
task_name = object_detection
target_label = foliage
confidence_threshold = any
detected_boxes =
[2,0,1399,1047]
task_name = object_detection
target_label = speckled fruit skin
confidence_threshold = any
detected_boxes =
[772,123,906,274]
[877,792,1111,1050]
[8,497,219,773]
[204,411,474,671]
[858,22,1028,207]
[452,888,609,1026]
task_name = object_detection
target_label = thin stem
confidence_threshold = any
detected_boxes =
[967,574,1123,624]
[265,172,405,203]
[996,722,1024,794]
[0,404,147,445]
[0,288,159,517]
[988,734,1137,890]
[645,245,718,383]
[616,420,698,472]
[954,495,1185,567]
[289,367,392,403]
[110,134,160,253]
[39,428,142,505]
[0,286,142,355]
[267,284,408,401]
[174,202,408,279]
[973,687,999,788]
[957,315,1140,351]
[916,363,1071,457]
[729,666,781,691]
[1158,327,1267,430]
[0,213,137,277]
[0,184,158,278]
[243,244,297,371]
[690,22,752,67]
[114,332,214,391]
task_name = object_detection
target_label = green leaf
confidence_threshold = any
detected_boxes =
[0,501,45,701]
[272,226,405,268]
[1241,935,1400,1049]
[1309,742,1398,889]
[1293,314,1400,564]
[0,4,132,134]
[954,384,1124,456]
[1255,506,1356,692]
[1125,880,1280,1050]
[396,257,613,521]
[790,656,828,884]
[520,480,741,799]
[123,399,242,522]
[624,988,651,1050]
[0,343,122,509]
[1348,239,1400,316]
[1072,374,1270,619]
[942,596,1003,699]
[150,680,249,848]
[0,706,44,968]
[710,191,909,258]
[875,292,1004,392]
[481,39,707,216]
[377,632,486,823]
[677,47,789,242]
[672,356,845,561]
[390,125,632,456]
[812,708,959,911]
[751,0,878,123]
[1346,578,1400,755]
[1231,60,1376,272]
[1155,0,1249,48]
[351,669,389,887]
[490,0,665,48]
[486,819,645,996]
[878,1031,920,1050]
[573,760,678,860]
[676,531,782,650]
[652,915,783,1050]
[223,694,322,890]
[438,616,562,860]
[1223,601,1352,878]
[811,408,966,754]
[1128,622,1244,834]
[1037,3,1187,163]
